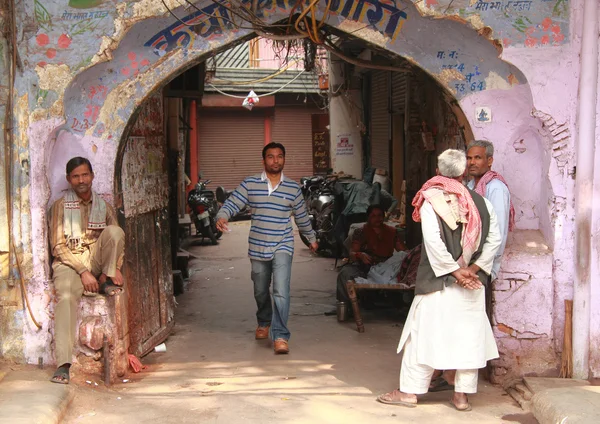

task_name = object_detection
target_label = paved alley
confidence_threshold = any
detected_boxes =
[62,221,534,423]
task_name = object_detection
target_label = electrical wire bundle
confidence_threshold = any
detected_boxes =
[159,0,410,73]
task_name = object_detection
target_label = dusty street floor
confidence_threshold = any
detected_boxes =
[63,221,535,423]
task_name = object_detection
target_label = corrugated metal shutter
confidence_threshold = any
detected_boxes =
[272,106,316,183]
[370,71,389,171]
[198,110,265,189]
[391,72,407,115]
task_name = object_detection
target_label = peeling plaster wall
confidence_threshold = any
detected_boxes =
[589,1,600,378]
[2,0,590,379]
[0,0,19,360]
[499,1,583,374]
[490,231,558,382]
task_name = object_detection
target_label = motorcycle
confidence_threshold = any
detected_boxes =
[299,175,338,255]
[187,178,222,245]
[300,176,388,260]
[215,186,252,221]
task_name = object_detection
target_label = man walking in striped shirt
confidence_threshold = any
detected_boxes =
[216,142,318,354]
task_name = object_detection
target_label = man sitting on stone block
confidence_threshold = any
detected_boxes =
[48,157,125,384]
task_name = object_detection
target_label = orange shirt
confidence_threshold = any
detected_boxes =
[351,224,399,263]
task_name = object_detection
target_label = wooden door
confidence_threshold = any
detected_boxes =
[115,93,174,357]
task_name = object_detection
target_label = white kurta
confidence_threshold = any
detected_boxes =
[397,199,502,370]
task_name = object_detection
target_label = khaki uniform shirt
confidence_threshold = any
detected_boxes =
[49,196,119,275]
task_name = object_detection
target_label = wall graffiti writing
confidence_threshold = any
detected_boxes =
[420,0,569,47]
[437,50,486,94]
[474,0,533,11]
[61,10,109,20]
[145,1,238,55]
[145,0,408,55]
[323,0,408,41]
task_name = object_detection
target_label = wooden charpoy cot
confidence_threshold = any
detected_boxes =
[345,280,414,333]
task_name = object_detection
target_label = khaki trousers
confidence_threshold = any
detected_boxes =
[53,225,125,366]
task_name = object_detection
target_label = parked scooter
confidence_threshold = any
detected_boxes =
[187,178,222,245]
[215,186,252,220]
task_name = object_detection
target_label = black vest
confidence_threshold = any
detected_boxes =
[414,189,490,295]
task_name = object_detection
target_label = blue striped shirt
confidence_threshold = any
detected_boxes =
[216,173,317,261]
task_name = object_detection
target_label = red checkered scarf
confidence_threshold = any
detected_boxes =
[412,176,482,268]
[474,171,516,231]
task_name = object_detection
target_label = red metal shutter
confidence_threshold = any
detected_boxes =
[370,70,390,171]
[198,110,265,190]
[271,106,317,182]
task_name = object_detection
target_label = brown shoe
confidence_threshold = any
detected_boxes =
[255,325,270,340]
[274,338,289,354]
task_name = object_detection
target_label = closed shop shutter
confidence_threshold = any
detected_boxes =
[391,72,407,115]
[370,70,390,171]
[198,110,265,190]
[272,106,319,183]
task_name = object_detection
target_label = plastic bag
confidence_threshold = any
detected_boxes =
[242,90,259,110]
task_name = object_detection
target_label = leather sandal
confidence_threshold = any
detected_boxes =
[99,278,124,296]
[50,364,70,384]
[376,389,417,407]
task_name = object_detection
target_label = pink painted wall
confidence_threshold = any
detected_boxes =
[256,38,303,69]
[589,5,600,377]
[24,120,118,365]
[453,0,585,379]
[255,38,327,72]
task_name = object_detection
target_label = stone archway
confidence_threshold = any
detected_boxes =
[34,0,557,380]
[47,1,542,221]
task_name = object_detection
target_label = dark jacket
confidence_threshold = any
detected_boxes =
[414,189,490,295]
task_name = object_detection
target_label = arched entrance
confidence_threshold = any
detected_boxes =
[43,0,552,381]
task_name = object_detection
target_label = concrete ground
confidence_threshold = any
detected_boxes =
[58,221,533,423]
[0,363,73,424]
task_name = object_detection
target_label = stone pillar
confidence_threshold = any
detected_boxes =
[328,54,363,179]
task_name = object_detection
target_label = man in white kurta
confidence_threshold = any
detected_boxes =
[429,140,514,393]
[377,149,502,411]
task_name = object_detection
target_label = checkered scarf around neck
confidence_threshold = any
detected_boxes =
[412,176,482,268]
[63,189,107,250]
[474,170,516,231]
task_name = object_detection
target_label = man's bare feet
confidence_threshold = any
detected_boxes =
[376,389,418,407]
[451,392,472,411]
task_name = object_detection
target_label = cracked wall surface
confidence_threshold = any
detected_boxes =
[1,0,593,380]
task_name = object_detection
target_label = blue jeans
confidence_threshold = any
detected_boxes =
[250,252,293,341]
